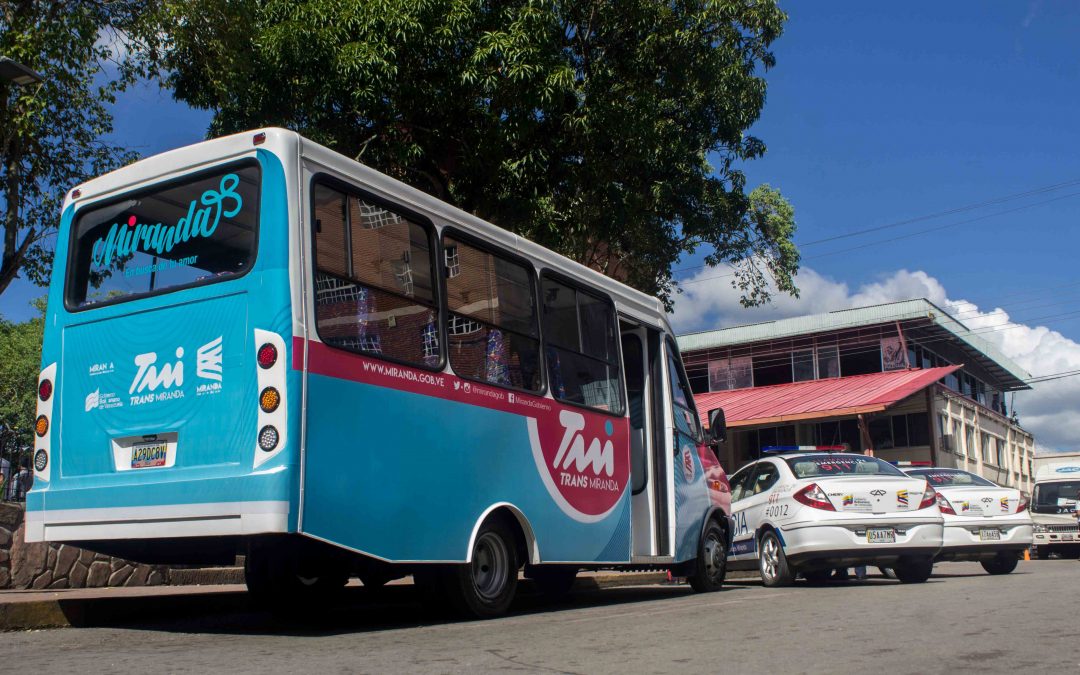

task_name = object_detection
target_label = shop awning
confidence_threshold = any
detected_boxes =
[694,365,961,428]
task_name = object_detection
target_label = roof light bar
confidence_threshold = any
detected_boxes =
[890,461,933,466]
[762,445,848,453]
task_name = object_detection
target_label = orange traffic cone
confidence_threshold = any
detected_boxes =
[1024,549,1031,561]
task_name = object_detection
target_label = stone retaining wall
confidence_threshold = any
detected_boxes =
[0,503,169,590]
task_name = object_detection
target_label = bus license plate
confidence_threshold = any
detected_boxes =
[131,440,168,468]
[979,529,1001,541]
[867,528,896,544]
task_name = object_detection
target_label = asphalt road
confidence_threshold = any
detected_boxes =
[3,560,1076,674]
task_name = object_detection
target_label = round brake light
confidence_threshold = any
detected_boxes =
[257,343,278,369]
[38,379,52,402]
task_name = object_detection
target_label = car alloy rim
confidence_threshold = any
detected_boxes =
[473,532,510,601]
[761,536,778,580]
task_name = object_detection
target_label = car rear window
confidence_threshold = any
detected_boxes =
[906,469,995,487]
[785,454,905,479]
[67,163,260,309]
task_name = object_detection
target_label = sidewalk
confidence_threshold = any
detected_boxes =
[0,570,754,631]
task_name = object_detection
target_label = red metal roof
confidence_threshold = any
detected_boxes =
[694,366,960,428]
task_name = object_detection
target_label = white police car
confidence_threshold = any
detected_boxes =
[726,448,944,586]
[901,466,1032,574]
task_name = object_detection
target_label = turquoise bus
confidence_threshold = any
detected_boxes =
[28,129,731,617]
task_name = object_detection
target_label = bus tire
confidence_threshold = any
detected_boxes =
[443,518,519,619]
[689,519,728,593]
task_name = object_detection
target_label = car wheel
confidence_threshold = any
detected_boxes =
[758,530,793,587]
[689,519,728,593]
[981,553,1019,575]
[441,518,519,619]
[878,566,897,579]
[893,556,934,584]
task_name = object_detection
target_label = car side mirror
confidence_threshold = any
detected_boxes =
[706,408,726,446]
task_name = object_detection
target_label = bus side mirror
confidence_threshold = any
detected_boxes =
[707,408,726,446]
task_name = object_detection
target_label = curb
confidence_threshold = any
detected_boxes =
[0,569,758,631]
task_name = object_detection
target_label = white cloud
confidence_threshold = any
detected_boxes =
[672,266,1080,453]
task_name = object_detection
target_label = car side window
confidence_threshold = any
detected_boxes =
[751,463,779,495]
[729,465,755,503]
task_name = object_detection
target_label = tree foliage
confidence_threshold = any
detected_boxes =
[0,297,44,451]
[148,0,798,307]
[0,1,155,297]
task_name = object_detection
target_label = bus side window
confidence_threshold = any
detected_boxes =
[541,276,623,414]
[666,344,702,444]
[312,182,440,368]
[444,236,542,392]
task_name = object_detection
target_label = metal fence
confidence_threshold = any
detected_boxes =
[0,429,32,503]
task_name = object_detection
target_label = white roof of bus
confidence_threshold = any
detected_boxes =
[65,128,670,331]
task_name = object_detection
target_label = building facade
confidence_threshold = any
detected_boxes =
[677,299,1036,490]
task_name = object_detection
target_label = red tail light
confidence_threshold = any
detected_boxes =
[1017,493,1029,513]
[918,483,937,510]
[38,378,52,402]
[257,343,278,369]
[793,483,836,511]
[936,492,956,515]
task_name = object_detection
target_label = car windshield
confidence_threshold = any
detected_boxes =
[906,469,996,488]
[1032,481,1080,514]
[785,454,905,479]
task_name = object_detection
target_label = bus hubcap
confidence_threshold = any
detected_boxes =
[473,532,509,601]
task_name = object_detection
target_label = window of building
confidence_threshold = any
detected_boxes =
[840,343,882,376]
[749,425,796,453]
[445,236,541,391]
[313,182,439,367]
[753,352,793,387]
[965,425,976,460]
[708,356,753,391]
[869,417,894,449]
[981,433,992,464]
[686,366,709,394]
[995,437,1006,467]
[817,344,840,378]
[542,276,622,412]
[815,419,862,452]
[951,419,962,455]
[792,349,815,382]
[892,415,909,448]
[907,412,929,446]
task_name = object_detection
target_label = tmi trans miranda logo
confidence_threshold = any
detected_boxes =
[128,337,223,405]
[552,410,617,490]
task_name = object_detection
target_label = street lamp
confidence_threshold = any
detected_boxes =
[0,57,43,86]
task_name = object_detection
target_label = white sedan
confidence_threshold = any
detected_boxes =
[901,467,1033,574]
[726,450,944,586]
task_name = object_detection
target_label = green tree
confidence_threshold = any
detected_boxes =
[0,1,156,297]
[148,0,798,307]
[0,297,45,455]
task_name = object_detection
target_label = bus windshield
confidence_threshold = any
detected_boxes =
[66,163,260,309]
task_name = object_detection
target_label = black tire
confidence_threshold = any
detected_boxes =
[801,569,832,584]
[442,518,519,619]
[689,519,728,593]
[981,553,1019,575]
[893,556,934,584]
[527,565,579,598]
[878,566,896,579]
[758,530,793,587]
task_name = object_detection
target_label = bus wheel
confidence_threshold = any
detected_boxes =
[444,518,518,619]
[689,519,728,592]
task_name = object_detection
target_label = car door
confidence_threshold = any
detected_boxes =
[741,461,782,560]
[728,464,758,559]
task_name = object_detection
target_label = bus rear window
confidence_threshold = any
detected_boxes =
[67,164,259,308]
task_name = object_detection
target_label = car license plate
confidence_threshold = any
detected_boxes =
[979,529,1001,541]
[131,440,168,468]
[867,528,896,544]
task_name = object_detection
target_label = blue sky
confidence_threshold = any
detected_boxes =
[2,2,1078,449]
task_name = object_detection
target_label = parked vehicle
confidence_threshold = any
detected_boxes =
[725,449,944,586]
[27,128,733,618]
[901,467,1031,574]
[1029,462,1080,559]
